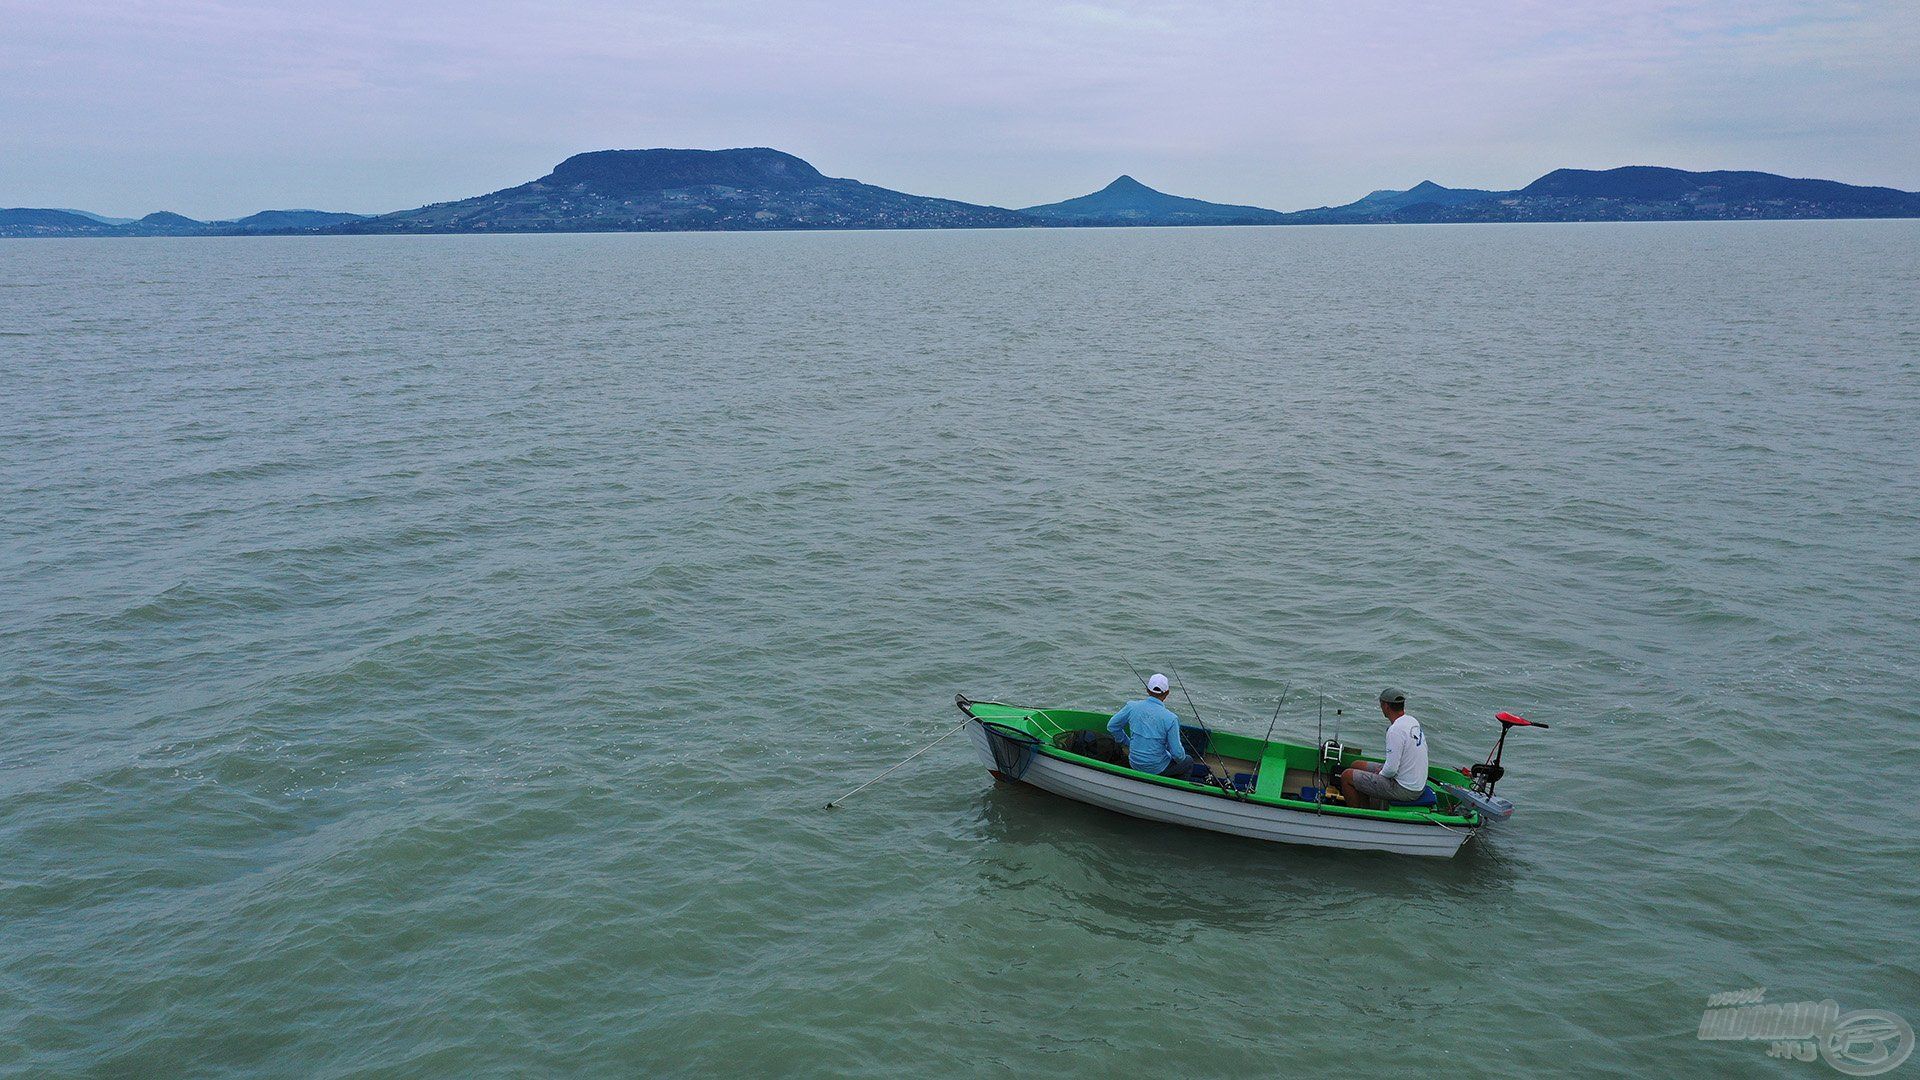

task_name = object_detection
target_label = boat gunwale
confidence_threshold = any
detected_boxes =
[963,700,1480,829]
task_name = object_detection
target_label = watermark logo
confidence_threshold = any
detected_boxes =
[1699,988,1913,1076]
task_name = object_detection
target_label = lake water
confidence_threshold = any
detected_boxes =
[3,223,1917,1077]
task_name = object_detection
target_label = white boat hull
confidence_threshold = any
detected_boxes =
[969,722,1471,857]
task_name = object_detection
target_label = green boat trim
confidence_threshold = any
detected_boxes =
[961,699,1481,828]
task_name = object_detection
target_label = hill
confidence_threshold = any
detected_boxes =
[56,209,138,225]
[1311,167,1920,224]
[1495,166,1920,219]
[333,148,1031,233]
[1297,180,1504,222]
[1018,175,1285,225]
[0,208,122,236]
[222,209,370,232]
[133,211,209,234]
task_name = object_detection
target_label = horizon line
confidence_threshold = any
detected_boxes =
[8,149,1919,222]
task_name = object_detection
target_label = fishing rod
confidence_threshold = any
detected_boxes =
[1260,683,1292,748]
[1313,693,1326,797]
[1327,703,1346,804]
[1170,668,1206,728]
[1310,694,1346,803]
[1169,667,1213,765]
[1250,682,1291,794]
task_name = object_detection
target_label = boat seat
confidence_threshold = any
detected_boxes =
[1396,786,1438,808]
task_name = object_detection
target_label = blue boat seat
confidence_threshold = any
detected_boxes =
[1397,785,1439,808]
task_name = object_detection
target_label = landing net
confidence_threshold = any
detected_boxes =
[980,722,1042,781]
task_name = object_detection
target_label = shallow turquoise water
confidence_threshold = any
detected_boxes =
[3,223,1917,1077]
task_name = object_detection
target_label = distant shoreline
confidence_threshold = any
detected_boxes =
[10,150,1920,238]
[9,214,1920,241]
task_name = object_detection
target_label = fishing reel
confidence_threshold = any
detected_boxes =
[1205,772,1250,801]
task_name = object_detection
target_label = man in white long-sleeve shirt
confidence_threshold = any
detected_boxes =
[1338,688,1431,809]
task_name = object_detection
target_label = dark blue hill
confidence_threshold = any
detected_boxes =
[1019,175,1285,225]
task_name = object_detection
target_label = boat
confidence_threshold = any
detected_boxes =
[955,694,1546,857]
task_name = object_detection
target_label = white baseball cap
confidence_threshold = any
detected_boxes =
[1147,673,1169,694]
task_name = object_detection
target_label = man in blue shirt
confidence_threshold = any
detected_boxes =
[1107,673,1194,778]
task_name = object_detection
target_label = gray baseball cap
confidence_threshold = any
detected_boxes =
[1379,687,1407,706]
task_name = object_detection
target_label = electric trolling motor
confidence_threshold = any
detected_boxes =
[1443,711,1549,824]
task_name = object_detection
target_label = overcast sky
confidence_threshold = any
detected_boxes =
[3,0,1916,219]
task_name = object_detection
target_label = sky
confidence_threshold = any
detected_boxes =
[2,0,1917,219]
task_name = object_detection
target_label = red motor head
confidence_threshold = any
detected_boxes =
[1496,711,1549,729]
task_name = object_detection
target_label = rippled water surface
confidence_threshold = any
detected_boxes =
[3,224,1917,1077]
